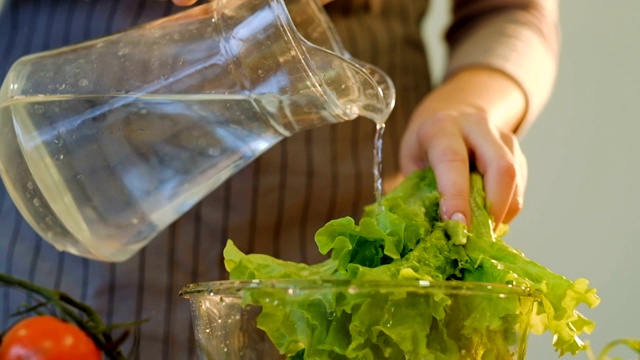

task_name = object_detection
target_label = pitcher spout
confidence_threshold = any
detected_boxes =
[349,59,396,124]
[290,39,396,128]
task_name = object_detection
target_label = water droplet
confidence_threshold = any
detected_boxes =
[27,181,34,189]
[54,154,64,161]
[117,48,130,56]
[345,104,359,118]
[33,198,41,207]
[76,174,85,181]
[258,69,265,77]
[130,217,140,225]
[34,105,45,114]
[78,79,89,86]
[53,137,64,146]
[327,310,336,319]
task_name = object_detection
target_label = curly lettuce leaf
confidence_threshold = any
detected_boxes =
[463,172,600,356]
[223,168,599,359]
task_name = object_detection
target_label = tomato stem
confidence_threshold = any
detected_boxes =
[0,272,134,360]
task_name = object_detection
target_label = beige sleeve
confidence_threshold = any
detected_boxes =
[441,0,560,135]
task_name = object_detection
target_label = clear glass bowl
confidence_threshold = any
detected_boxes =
[179,279,539,360]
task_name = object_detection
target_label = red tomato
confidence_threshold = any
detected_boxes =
[0,315,101,360]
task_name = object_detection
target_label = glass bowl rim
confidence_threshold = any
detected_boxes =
[179,279,541,299]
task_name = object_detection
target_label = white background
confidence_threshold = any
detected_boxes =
[425,1,640,359]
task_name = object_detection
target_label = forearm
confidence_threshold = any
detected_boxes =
[444,0,560,134]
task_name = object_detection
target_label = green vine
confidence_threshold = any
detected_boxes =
[0,272,145,360]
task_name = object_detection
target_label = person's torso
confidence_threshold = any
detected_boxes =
[0,2,431,358]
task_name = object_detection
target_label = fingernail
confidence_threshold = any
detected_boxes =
[450,212,467,226]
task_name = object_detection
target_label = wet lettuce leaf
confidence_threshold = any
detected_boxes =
[224,168,600,359]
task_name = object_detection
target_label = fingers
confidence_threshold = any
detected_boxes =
[416,112,471,225]
[463,115,518,226]
[499,132,527,224]
[400,110,527,227]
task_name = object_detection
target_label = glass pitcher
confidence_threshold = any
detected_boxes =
[0,0,395,262]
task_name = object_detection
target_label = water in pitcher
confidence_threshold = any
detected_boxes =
[0,93,293,261]
[0,91,388,261]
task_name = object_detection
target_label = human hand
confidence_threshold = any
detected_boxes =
[397,68,528,228]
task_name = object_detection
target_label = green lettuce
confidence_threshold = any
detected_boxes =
[223,169,600,359]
